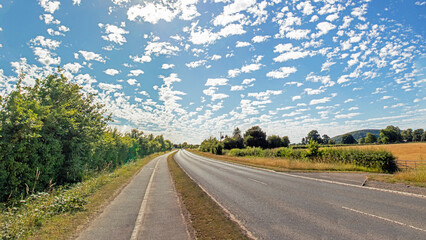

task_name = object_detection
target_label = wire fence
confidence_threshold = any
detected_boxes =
[395,160,426,170]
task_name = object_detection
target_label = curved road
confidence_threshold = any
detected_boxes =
[175,149,426,240]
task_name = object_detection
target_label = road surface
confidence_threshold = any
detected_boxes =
[77,152,190,240]
[175,149,426,240]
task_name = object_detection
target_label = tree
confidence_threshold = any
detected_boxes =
[379,125,402,144]
[364,132,377,143]
[267,135,283,149]
[223,137,237,150]
[306,130,322,144]
[401,129,413,142]
[412,129,424,142]
[232,127,244,148]
[341,134,357,144]
[322,134,331,144]
[282,136,290,147]
[422,131,426,142]
[243,126,267,148]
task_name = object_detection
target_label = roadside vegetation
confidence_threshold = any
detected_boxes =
[0,71,173,203]
[167,152,248,240]
[0,152,164,240]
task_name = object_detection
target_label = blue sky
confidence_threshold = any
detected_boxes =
[0,0,425,144]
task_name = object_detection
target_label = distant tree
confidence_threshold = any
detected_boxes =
[244,126,267,148]
[282,136,290,147]
[359,138,365,144]
[412,129,424,142]
[306,130,322,144]
[200,137,223,155]
[232,127,244,148]
[341,134,357,144]
[401,129,413,142]
[267,135,283,149]
[223,137,237,150]
[301,137,306,145]
[379,125,402,144]
[422,131,426,142]
[364,132,377,143]
[322,134,331,144]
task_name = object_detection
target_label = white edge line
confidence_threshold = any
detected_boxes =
[247,178,267,186]
[175,150,258,240]
[130,157,161,240]
[341,206,426,233]
[184,150,426,199]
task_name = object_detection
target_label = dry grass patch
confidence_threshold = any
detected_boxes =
[189,150,373,172]
[168,152,248,240]
[369,167,426,188]
[0,152,164,240]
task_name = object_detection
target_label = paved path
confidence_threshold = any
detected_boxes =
[77,152,189,240]
[175,149,426,240]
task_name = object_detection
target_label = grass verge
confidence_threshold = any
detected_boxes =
[1,152,165,240]
[167,152,248,240]
[368,167,426,188]
[189,150,377,173]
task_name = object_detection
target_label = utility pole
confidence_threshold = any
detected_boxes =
[219,132,224,142]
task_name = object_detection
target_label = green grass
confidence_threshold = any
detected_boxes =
[0,152,165,240]
[368,167,426,188]
[168,152,249,240]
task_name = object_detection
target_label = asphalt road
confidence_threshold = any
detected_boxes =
[175,149,426,240]
[77,152,189,240]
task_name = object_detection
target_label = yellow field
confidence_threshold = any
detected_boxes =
[339,142,426,169]
[341,142,426,161]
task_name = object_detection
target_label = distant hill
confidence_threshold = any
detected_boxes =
[331,129,380,143]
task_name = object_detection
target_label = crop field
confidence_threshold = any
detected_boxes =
[339,142,426,168]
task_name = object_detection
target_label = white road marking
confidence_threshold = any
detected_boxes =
[183,150,426,199]
[130,157,161,240]
[247,178,267,185]
[341,206,426,233]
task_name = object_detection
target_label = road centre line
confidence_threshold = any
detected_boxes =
[182,151,426,199]
[247,177,267,185]
[130,157,161,240]
[341,206,426,233]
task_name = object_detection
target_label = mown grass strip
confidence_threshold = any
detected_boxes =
[189,149,375,173]
[167,152,249,240]
[1,152,166,240]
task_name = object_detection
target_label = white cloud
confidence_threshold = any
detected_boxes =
[213,13,245,26]
[241,63,261,73]
[273,50,310,62]
[296,1,314,15]
[236,41,251,47]
[189,26,220,45]
[127,78,137,85]
[162,63,175,69]
[98,83,122,92]
[242,78,255,84]
[40,14,60,25]
[231,85,244,91]
[274,43,293,53]
[38,0,60,14]
[211,54,222,60]
[292,95,301,101]
[30,36,61,50]
[128,69,144,77]
[335,113,360,119]
[248,90,282,100]
[73,0,81,6]
[127,3,178,24]
[100,24,129,45]
[79,50,105,62]
[130,55,152,63]
[286,29,310,40]
[33,47,60,66]
[310,97,331,105]
[145,41,180,56]
[223,0,256,15]
[312,22,336,38]
[206,78,228,86]
[252,35,270,43]
[266,67,297,79]
[186,60,207,68]
[104,68,120,76]
[219,23,246,37]
[63,62,83,73]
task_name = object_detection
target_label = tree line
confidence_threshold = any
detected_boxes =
[200,126,290,154]
[0,73,172,202]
